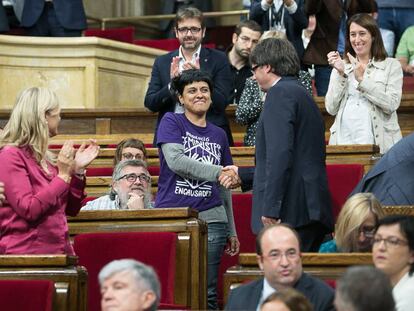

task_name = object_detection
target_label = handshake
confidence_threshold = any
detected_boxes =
[218,165,241,189]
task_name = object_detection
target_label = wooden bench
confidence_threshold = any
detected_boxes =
[49,144,380,173]
[383,205,414,216]
[0,255,87,311]
[67,208,207,310]
[223,253,372,305]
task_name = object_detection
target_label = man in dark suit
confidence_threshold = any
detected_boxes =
[21,0,86,36]
[144,6,233,145]
[225,224,335,311]
[249,38,333,251]
[352,132,414,205]
[249,0,308,62]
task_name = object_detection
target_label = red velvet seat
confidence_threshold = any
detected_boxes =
[403,76,414,92]
[134,38,180,51]
[74,231,177,311]
[326,164,364,220]
[84,27,135,44]
[0,279,54,311]
[86,167,113,176]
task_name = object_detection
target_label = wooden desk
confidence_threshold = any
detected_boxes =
[383,205,414,216]
[0,255,87,311]
[67,208,207,310]
[223,253,373,305]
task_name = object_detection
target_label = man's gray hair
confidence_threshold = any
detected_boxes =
[336,266,395,311]
[99,259,161,311]
[250,37,300,77]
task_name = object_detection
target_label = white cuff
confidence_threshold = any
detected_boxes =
[285,1,298,14]
[261,0,272,11]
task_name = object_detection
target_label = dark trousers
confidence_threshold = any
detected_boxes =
[25,3,81,37]
[297,222,328,252]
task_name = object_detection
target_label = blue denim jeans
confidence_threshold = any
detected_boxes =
[314,65,332,97]
[207,222,228,310]
[378,8,414,52]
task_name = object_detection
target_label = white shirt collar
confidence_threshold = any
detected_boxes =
[256,278,277,311]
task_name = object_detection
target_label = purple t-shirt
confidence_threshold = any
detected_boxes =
[155,112,233,212]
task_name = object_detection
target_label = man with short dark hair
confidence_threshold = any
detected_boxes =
[227,20,262,104]
[225,224,334,311]
[249,38,333,251]
[83,160,152,211]
[99,259,160,311]
[335,266,395,311]
[144,6,233,145]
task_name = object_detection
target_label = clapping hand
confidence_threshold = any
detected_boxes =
[0,182,5,206]
[74,139,100,174]
[218,165,241,189]
[57,140,76,182]
[347,52,366,82]
[327,51,345,76]
[182,57,200,71]
[170,56,180,79]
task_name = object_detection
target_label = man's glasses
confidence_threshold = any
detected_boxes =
[118,173,151,184]
[251,64,261,75]
[263,249,299,262]
[177,27,202,34]
[373,236,409,248]
[122,153,143,160]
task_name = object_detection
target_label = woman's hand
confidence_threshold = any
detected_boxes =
[225,236,240,256]
[0,182,5,206]
[327,51,345,76]
[347,53,366,82]
[57,140,76,182]
[74,140,100,173]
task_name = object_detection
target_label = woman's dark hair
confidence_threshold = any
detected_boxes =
[171,69,213,97]
[114,138,147,166]
[376,215,414,276]
[344,13,387,62]
[261,288,312,311]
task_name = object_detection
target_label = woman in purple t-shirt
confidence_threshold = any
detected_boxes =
[155,69,240,310]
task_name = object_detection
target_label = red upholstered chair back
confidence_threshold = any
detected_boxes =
[218,193,256,307]
[84,27,135,44]
[326,164,364,220]
[0,279,54,311]
[403,76,414,92]
[74,232,177,311]
[134,38,180,51]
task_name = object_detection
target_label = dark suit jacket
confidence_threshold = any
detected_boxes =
[352,133,414,205]
[0,4,9,32]
[21,0,86,30]
[303,0,375,66]
[249,0,308,60]
[251,77,333,234]
[144,47,233,145]
[225,273,335,311]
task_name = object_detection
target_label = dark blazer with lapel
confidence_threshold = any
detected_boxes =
[21,0,86,30]
[225,273,335,311]
[352,133,414,205]
[0,4,9,32]
[249,0,308,60]
[303,0,375,66]
[251,77,333,234]
[144,47,233,144]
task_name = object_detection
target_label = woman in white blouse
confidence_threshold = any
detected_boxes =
[325,13,403,154]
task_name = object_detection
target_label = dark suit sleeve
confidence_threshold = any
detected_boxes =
[305,0,323,15]
[249,0,267,26]
[288,0,308,30]
[209,51,232,113]
[144,56,175,112]
[262,87,296,218]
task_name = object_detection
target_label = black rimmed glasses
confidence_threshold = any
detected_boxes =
[118,173,151,184]
[251,64,261,75]
[372,236,409,248]
[359,226,376,238]
[177,27,202,34]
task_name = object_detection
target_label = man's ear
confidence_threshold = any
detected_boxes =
[141,290,157,311]
[232,33,238,45]
[257,254,264,271]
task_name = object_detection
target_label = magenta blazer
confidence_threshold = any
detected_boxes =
[0,146,85,255]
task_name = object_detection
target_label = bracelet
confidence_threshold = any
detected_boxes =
[74,169,86,179]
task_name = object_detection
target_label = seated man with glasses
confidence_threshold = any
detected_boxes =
[373,215,414,311]
[83,160,153,211]
[226,224,335,311]
[144,6,234,146]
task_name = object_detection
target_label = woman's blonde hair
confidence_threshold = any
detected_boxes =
[0,87,59,166]
[336,193,384,252]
